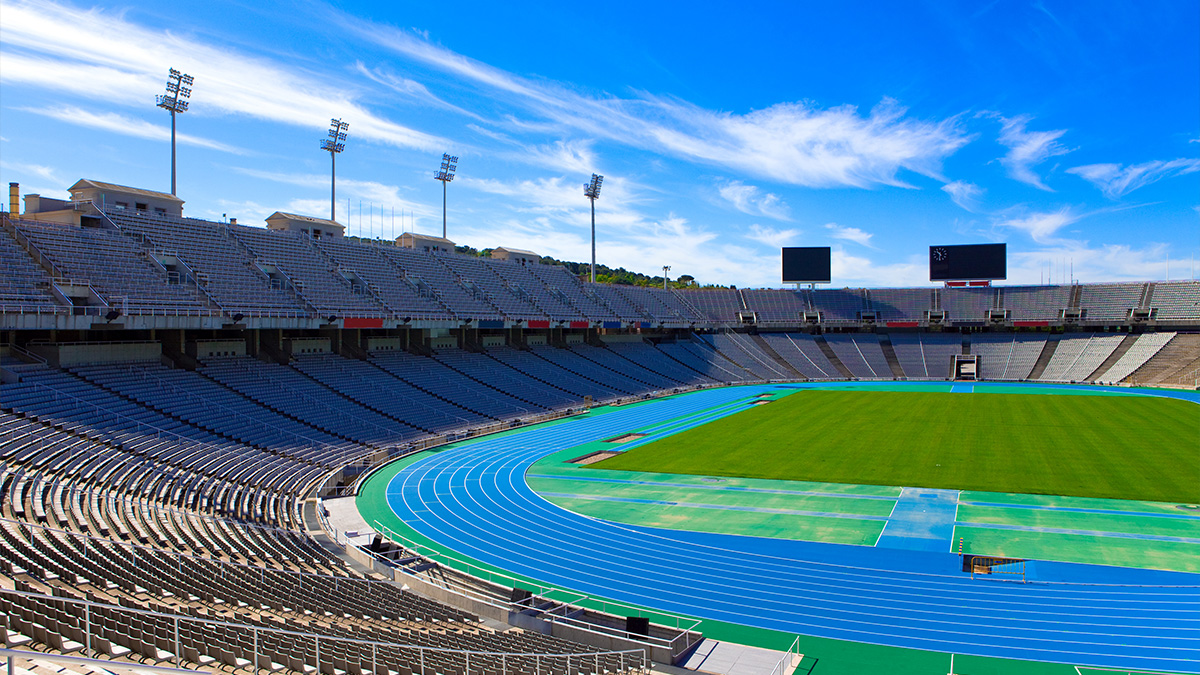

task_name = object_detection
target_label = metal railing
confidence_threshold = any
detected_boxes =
[0,588,647,675]
[769,636,803,675]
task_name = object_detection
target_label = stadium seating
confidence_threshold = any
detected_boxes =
[0,227,59,310]
[889,333,961,379]
[1035,334,1125,382]
[1094,332,1176,383]
[757,333,840,379]
[822,334,891,378]
[970,334,1046,380]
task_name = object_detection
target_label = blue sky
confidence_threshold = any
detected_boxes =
[1,0,1197,287]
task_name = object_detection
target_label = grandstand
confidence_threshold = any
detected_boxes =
[2,180,1199,675]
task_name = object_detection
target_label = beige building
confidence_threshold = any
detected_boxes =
[397,232,455,253]
[265,211,345,239]
[492,247,540,265]
[14,179,184,225]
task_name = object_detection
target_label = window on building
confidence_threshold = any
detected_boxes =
[135,202,148,211]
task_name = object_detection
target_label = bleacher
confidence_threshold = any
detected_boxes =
[822,334,891,378]
[107,210,306,315]
[1150,281,1200,321]
[682,290,743,324]
[1079,283,1144,322]
[810,289,864,322]
[757,333,839,379]
[970,334,1047,381]
[889,333,961,379]
[1035,334,1125,382]
[1094,332,1176,383]
[869,288,929,322]
[741,288,806,323]
[231,226,385,316]
[14,221,207,313]
[0,227,59,310]
[1002,285,1072,321]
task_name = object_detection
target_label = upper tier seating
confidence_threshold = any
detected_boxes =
[15,221,206,312]
[379,246,504,320]
[681,290,744,323]
[741,289,807,323]
[107,210,305,315]
[315,238,453,319]
[1150,281,1200,320]
[0,227,59,309]
[811,289,864,322]
[1079,283,1145,322]
[1002,285,1072,321]
[941,287,995,322]
[435,254,546,320]
[869,288,930,321]
[231,226,385,316]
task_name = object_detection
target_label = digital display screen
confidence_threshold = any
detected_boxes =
[929,243,1006,281]
[782,247,832,284]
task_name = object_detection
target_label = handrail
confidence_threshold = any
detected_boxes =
[1,648,211,675]
[0,589,646,673]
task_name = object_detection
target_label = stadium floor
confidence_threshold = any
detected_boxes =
[358,382,1200,673]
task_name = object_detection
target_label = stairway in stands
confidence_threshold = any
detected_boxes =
[814,336,855,378]
[749,334,806,379]
[878,338,907,378]
[1087,334,1139,381]
[1026,338,1060,380]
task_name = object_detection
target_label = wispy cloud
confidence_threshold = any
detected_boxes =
[997,115,1070,190]
[717,181,790,220]
[348,20,972,188]
[1066,158,1200,199]
[1008,241,1170,284]
[0,0,444,151]
[0,160,59,183]
[994,206,1079,244]
[941,180,983,212]
[231,167,436,222]
[21,106,245,154]
[510,140,597,174]
[744,224,800,248]
[824,223,875,247]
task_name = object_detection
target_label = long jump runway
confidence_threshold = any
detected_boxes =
[380,384,1200,672]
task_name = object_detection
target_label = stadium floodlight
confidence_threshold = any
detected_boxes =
[433,153,458,239]
[321,118,350,222]
[155,68,194,195]
[662,265,671,290]
[583,174,604,282]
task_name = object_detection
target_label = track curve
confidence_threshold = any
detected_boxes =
[378,384,1200,672]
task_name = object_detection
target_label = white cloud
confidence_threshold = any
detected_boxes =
[830,248,928,287]
[941,180,983,212]
[717,181,790,220]
[824,223,875,248]
[0,160,59,183]
[994,206,1078,244]
[745,224,800,248]
[0,0,444,152]
[1008,242,1170,284]
[997,115,1070,190]
[230,167,436,224]
[21,106,245,154]
[1066,159,1200,199]
[351,21,972,188]
[512,140,597,174]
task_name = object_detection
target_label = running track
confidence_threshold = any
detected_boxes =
[379,383,1200,672]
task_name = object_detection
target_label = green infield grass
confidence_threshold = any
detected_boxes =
[591,390,1200,504]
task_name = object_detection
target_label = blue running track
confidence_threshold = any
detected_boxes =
[381,383,1200,672]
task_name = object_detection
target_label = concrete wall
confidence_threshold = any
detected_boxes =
[285,337,331,355]
[366,337,403,352]
[30,341,162,367]
[190,339,247,359]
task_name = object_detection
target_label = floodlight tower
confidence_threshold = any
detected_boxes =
[155,68,194,195]
[663,265,671,290]
[321,119,349,222]
[434,153,458,239]
[584,173,604,282]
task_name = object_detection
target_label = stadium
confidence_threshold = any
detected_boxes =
[2,3,1199,675]
[0,171,1197,675]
